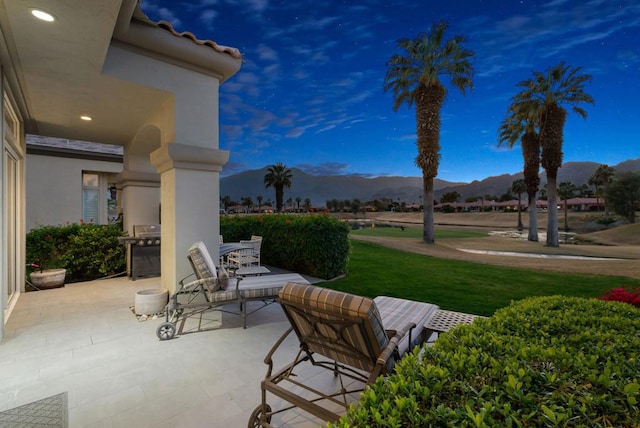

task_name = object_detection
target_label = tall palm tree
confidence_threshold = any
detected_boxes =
[498,105,541,241]
[264,162,293,213]
[510,62,593,247]
[384,21,474,244]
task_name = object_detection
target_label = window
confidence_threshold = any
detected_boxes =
[82,172,118,224]
[82,173,100,223]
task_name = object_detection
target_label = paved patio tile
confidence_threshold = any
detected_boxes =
[1,275,335,427]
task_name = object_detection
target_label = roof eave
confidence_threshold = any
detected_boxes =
[112,3,242,83]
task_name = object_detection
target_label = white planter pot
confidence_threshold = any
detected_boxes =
[135,289,169,315]
[30,268,66,289]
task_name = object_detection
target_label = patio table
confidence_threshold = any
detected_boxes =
[236,266,270,276]
[220,242,250,256]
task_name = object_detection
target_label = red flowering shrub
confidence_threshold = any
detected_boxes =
[598,286,640,308]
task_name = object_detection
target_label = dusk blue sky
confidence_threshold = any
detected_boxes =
[142,0,639,183]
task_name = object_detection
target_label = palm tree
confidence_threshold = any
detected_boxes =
[256,195,263,211]
[264,163,293,213]
[241,196,253,214]
[384,21,474,244]
[498,105,541,241]
[510,62,593,247]
[221,195,232,212]
[588,164,615,213]
[558,181,577,232]
[295,196,302,212]
[510,179,527,231]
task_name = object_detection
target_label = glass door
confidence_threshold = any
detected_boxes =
[4,148,18,316]
[4,92,22,323]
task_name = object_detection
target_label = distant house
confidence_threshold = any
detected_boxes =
[434,198,603,213]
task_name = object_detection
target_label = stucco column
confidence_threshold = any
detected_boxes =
[116,170,161,235]
[151,143,228,293]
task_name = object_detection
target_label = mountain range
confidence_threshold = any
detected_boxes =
[220,158,640,206]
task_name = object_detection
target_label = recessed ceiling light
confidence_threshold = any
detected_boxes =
[80,115,92,121]
[30,9,56,22]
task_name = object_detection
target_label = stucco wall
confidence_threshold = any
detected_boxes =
[26,153,122,231]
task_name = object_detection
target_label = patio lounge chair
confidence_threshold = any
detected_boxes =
[249,282,439,426]
[156,241,309,339]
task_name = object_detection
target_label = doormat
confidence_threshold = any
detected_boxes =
[0,392,68,427]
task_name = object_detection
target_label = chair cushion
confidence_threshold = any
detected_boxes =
[278,283,389,373]
[374,296,439,355]
[218,264,229,290]
[239,273,308,300]
[188,241,223,292]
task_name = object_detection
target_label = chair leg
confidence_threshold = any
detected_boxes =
[243,299,248,329]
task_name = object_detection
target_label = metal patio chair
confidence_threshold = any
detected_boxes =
[156,241,308,339]
[227,235,262,269]
[249,282,439,426]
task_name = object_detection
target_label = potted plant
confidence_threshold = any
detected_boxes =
[26,225,67,289]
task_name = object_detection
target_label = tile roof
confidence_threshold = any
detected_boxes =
[133,6,242,60]
[26,135,123,155]
[155,21,243,60]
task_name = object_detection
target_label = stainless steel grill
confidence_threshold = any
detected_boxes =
[118,225,161,280]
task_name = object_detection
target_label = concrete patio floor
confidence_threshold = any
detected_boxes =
[0,276,354,427]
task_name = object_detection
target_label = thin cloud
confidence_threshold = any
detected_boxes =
[140,1,183,27]
[295,162,350,175]
[256,44,279,61]
[198,9,218,30]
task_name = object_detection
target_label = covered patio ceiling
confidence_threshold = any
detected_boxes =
[0,0,164,145]
[0,0,241,146]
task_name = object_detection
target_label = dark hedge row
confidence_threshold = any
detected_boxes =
[221,214,350,279]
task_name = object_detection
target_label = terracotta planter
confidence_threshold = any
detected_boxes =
[30,268,66,289]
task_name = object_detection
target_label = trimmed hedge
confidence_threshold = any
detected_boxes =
[221,214,350,279]
[334,296,640,427]
[26,223,125,283]
[59,224,126,282]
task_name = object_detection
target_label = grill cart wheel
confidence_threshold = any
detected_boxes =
[248,404,272,427]
[156,322,176,340]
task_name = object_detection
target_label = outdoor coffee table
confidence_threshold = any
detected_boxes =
[424,309,485,342]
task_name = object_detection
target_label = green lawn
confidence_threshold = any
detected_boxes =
[326,240,640,317]
[350,225,486,239]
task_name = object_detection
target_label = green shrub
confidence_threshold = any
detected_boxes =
[440,204,456,213]
[334,296,640,427]
[595,216,617,225]
[221,214,350,279]
[59,224,125,282]
[26,223,125,283]
[26,224,82,272]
